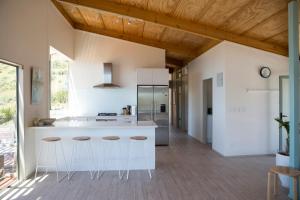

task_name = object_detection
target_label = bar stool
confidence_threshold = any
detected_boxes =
[267,166,300,200]
[126,136,151,180]
[68,136,95,180]
[97,136,122,179]
[35,137,68,182]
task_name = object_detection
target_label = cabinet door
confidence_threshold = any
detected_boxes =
[153,69,169,85]
[137,68,153,85]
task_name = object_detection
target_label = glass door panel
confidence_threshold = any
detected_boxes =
[0,61,18,188]
[137,86,153,121]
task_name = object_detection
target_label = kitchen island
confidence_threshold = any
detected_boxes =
[29,117,157,172]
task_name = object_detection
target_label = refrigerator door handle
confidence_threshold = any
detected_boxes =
[151,107,153,120]
[154,104,156,120]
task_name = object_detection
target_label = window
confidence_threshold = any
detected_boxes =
[49,47,70,118]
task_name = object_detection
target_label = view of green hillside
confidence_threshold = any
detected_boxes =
[0,63,16,125]
[50,54,69,111]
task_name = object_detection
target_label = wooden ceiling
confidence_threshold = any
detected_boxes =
[52,0,289,67]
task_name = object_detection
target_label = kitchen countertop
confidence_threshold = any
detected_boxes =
[30,119,157,129]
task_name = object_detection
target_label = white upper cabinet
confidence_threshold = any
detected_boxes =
[152,68,169,85]
[137,68,169,85]
[137,68,153,85]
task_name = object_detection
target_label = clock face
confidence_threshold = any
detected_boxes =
[260,67,271,78]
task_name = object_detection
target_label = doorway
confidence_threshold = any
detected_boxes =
[279,75,289,153]
[203,78,213,146]
[0,59,19,188]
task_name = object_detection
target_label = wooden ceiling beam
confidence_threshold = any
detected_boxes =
[166,57,184,68]
[74,23,197,59]
[58,0,288,56]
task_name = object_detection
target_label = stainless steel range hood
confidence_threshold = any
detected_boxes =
[93,63,120,88]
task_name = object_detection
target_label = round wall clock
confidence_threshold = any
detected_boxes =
[259,67,271,78]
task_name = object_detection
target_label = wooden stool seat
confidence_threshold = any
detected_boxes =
[42,137,61,142]
[130,136,147,140]
[270,166,300,177]
[72,136,91,141]
[267,165,300,200]
[102,136,120,140]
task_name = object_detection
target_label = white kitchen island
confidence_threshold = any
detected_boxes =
[29,117,157,172]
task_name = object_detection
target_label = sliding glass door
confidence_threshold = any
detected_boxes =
[0,60,19,188]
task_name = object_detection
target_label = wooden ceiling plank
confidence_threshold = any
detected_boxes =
[147,0,182,15]
[173,0,211,22]
[101,12,123,33]
[76,7,88,25]
[194,0,217,20]
[51,0,75,27]
[264,30,288,48]
[264,30,288,42]
[141,21,146,38]
[122,18,125,33]
[158,27,167,41]
[242,8,287,35]
[244,9,288,41]
[77,7,105,29]
[74,23,197,59]
[123,18,144,37]
[199,0,251,27]
[58,0,288,56]
[142,22,165,41]
[221,0,288,34]
[195,40,221,56]
[99,13,107,29]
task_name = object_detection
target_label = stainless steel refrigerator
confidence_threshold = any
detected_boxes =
[137,85,169,145]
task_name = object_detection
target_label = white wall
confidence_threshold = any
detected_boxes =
[69,30,165,116]
[188,41,288,156]
[188,44,226,154]
[224,42,288,156]
[0,0,74,178]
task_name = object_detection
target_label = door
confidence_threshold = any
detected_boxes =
[137,86,154,121]
[154,86,169,145]
[279,76,289,152]
[0,60,19,188]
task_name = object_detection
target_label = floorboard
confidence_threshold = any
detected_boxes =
[0,128,289,200]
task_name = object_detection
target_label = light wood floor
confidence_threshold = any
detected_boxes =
[0,128,289,200]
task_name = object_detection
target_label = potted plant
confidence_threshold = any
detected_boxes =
[275,116,290,188]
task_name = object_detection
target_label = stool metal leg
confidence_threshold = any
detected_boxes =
[115,141,122,179]
[44,144,49,175]
[98,140,122,180]
[126,140,132,180]
[54,143,59,182]
[53,142,68,183]
[34,143,43,181]
[143,141,152,179]
[86,141,94,179]
[97,140,104,179]
[68,141,77,180]
[60,141,69,178]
